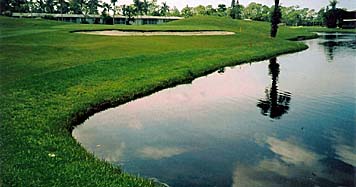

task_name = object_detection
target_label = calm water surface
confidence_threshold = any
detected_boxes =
[73,33,356,187]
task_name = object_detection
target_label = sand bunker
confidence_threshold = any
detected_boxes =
[78,30,235,36]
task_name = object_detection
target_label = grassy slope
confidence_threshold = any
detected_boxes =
[0,16,352,186]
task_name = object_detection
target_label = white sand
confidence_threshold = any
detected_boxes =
[78,30,235,36]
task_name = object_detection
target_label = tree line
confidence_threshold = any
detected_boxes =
[0,0,348,28]
[0,0,176,17]
[180,0,347,27]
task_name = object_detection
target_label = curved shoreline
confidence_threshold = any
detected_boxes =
[69,42,311,132]
[2,16,325,187]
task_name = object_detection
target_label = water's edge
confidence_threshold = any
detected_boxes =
[68,36,317,185]
[69,42,311,133]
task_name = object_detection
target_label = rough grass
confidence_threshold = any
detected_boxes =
[0,15,351,187]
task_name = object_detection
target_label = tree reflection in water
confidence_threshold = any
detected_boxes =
[257,57,291,119]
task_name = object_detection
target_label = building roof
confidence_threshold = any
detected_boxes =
[12,13,101,18]
[343,19,356,22]
[12,13,183,20]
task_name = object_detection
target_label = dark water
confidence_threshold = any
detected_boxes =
[73,33,356,187]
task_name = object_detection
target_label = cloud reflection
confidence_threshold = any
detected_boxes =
[334,145,356,166]
[232,136,355,187]
[138,146,187,160]
[98,142,126,162]
[329,129,356,167]
[266,137,319,166]
[127,117,143,130]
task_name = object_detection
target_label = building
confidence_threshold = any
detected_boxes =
[11,13,183,25]
[342,10,356,29]
[342,19,356,29]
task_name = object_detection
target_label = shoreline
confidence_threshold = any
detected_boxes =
[69,42,311,132]
[1,16,323,187]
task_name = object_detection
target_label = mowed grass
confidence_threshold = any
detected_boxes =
[0,15,350,186]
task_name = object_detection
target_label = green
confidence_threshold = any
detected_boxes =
[0,16,352,186]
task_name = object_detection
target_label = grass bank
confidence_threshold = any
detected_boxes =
[0,16,352,186]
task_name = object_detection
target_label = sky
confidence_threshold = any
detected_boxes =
[114,0,356,11]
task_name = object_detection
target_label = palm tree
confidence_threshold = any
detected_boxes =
[324,0,340,28]
[329,0,338,10]
[160,2,169,16]
[133,0,143,15]
[57,0,65,21]
[231,0,235,8]
[142,0,149,15]
[124,4,135,24]
[69,0,83,14]
[29,0,35,16]
[45,0,55,13]
[270,0,281,37]
[102,2,110,15]
[111,0,117,24]
[36,0,46,13]
[87,0,99,14]
[257,58,291,119]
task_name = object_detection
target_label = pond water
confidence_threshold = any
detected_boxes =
[73,33,356,187]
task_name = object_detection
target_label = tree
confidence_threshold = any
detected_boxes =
[281,6,303,26]
[13,0,29,12]
[243,2,268,21]
[160,2,169,16]
[111,0,117,24]
[28,0,35,14]
[193,5,206,15]
[324,0,341,28]
[56,0,70,20]
[316,8,326,26]
[0,0,10,14]
[231,0,235,8]
[69,0,83,14]
[121,4,126,15]
[133,0,143,15]
[181,5,193,18]
[217,4,227,16]
[35,0,46,13]
[86,0,98,14]
[330,0,337,10]
[142,0,149,15]
[123,4,136,24]
[205,5,217,16]
[45,0,55,13]
[261,5,270,21]
[229,0,242,19]
[257,58,291,119]
[101,2,113,24]
[270,0,281,37]
[170,6,180,16]
[148,0,159,15]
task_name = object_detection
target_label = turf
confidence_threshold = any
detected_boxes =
[1,15,353,186]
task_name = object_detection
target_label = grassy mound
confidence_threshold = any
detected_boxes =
[0,16,338,186]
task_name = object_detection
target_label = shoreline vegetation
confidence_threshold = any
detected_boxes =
[0,16,355,186]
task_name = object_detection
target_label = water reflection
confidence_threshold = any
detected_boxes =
[73,33,356,187]
[257,58,291,119]
[218,67,225,74]
[138,146,188,160]
[323,41,336,61]
[232,135,355,187]
[319,33,356,61]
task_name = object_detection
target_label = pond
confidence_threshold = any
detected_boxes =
[72,33,356,187]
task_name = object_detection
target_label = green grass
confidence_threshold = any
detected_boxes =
[1,15,353,186]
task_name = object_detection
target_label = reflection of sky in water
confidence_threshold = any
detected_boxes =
[233,134,355,187]
[73,33,356,187]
